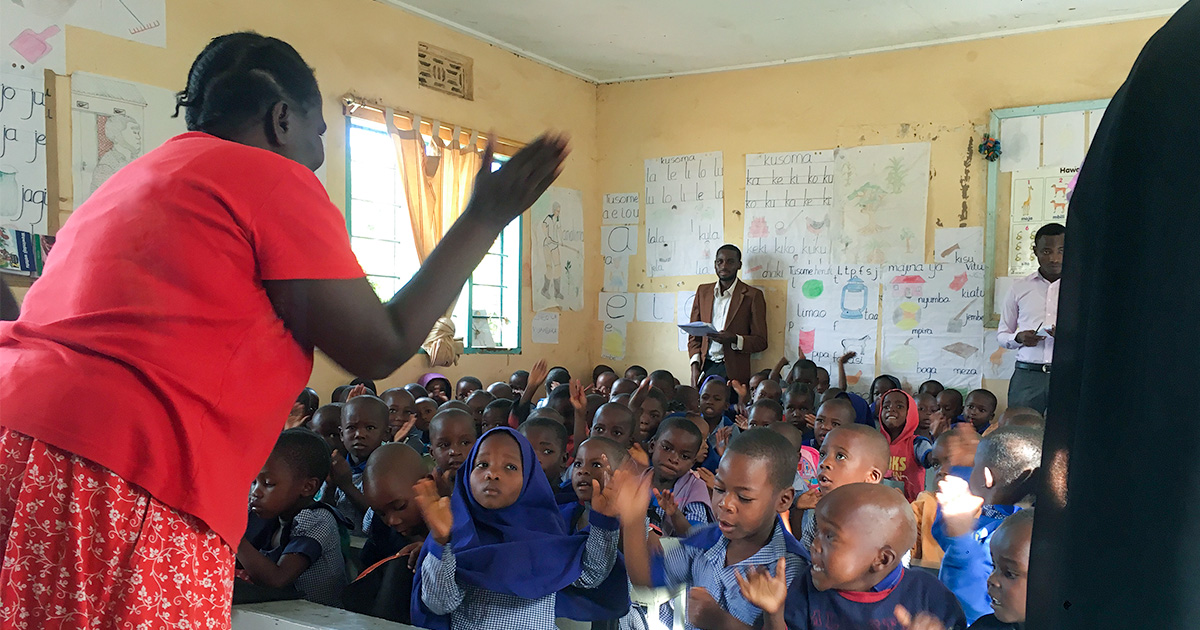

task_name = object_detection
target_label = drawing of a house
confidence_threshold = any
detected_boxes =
[889,275,925,299]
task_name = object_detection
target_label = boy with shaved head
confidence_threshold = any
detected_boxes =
[790,425,891,550]
[740,483,966,629]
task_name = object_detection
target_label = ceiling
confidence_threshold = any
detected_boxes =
[380,0,1182,83]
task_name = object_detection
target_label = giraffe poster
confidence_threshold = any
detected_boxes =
[1008,166,1075,275]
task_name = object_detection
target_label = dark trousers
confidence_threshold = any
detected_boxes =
[700,357,727,383]
[1008,367,1050,414]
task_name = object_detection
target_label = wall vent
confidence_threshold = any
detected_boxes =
[418,42,473,100]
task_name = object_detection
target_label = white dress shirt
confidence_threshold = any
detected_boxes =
[997,271,1058,364]
[691,279,744,366]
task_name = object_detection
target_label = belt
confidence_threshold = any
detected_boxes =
[1015,361,1051,374]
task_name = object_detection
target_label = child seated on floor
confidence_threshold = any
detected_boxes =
[937,389,966,426]
[963,389,998,435]
[742,483,966,629]
[428,408,479,497]
[791,425,889,550]
[344,443,430,624]
[411,427,626,629]
[632,383,669,443]
[456,376,482,401]
[380,387,420,447]
[748,398,786,428]
[878,390,935,501]
[646,416,712,537]
[812,397,858,449]
[481,398,514,434]
[240,429,349,607]
[518,416,570,486]
[564,436,628,533]
[324,395,390,535]
[486,381,513,400]
[509,370,529,400]
[915,392,940,440]
[935,427,1041,624]
[590,401,637,450]
[911,428,979,572]
[613,428,809,630]
[308,403,344,454]
[464,390,496,433]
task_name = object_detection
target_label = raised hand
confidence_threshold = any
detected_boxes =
[735,558,788,615]
[694,467,716,491]
[609,466,653,528]
[714,426,734,457]
[329,450,352,489]
[803,413,817,431]
[894,605,949,630]
[569,378,587,412]
[734,412,749,431]
[528,359,550,393]
[589,456,620,517]
[936,475,984,538]
[628,443,650,468]
[793,487,822,511]
[653,489,679,518]
[838,351,857,365]
[468,133,571,229]
[347,384,371,400]
[730,380,748,402]
[433,467,457,498]
[413,478,453,545]
[392,413,418,442]
[284,402,310,430]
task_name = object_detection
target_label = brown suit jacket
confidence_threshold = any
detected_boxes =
[688,280,768,384]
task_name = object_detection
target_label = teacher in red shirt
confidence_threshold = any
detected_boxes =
[0,32,568,629]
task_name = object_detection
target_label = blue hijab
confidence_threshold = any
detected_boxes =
[837,391,875,427]
[411,427,627,628]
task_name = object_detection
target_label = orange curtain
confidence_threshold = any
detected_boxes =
[385,109,483,366]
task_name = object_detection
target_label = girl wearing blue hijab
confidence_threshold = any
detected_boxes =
[411,427,627,629]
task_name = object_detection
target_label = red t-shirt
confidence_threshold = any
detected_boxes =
[0,132,364,547]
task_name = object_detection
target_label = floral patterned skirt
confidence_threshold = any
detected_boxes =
[0,427,234,629]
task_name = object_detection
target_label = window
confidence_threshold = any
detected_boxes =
[346,116,522,352]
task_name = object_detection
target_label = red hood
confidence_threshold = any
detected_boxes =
[878,389,919,445]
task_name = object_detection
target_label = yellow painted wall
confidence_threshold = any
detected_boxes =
[27,5,1169,406]
[593,18,1165,405]
[50,0,600,399]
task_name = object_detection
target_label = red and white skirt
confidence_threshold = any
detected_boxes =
[0,427,234,629]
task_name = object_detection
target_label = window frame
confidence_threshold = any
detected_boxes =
[343,114,523,355]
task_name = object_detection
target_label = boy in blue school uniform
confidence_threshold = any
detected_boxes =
[934,426,1042,624]
[739,483,966,630]
[613,428,809,630]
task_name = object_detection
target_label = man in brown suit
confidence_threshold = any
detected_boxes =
[688,244,768,387]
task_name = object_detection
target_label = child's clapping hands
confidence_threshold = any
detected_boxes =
[414,478,453,544]
[735,558,789,630]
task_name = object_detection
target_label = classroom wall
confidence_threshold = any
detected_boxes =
[51,0,600,398]
[593,17,1165,406]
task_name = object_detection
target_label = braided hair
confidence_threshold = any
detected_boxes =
[174,32,320,135]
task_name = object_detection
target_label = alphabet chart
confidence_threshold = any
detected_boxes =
[743,150,837,280]
[644,151,724,277]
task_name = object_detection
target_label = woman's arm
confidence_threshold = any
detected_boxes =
[264,134,569,379]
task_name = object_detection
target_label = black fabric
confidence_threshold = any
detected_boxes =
[232,578,303,605]
[1029,4,1200,628]
[342,552,415,624]
[969,614,1019,630]
[359,511,414,569]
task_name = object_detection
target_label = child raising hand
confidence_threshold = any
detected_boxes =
[410,427,627,629]
[735,558,789,630]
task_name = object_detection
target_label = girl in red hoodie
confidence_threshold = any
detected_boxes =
[878,389,935,501]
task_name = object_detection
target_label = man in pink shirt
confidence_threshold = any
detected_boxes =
[997,223,1064,414]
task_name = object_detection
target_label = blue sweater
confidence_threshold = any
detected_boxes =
[785,566,966,629]
[932,503,1020,624]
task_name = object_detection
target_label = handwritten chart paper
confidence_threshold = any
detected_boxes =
[785,265,880,388]
[933,227,983,265]
[602,321,627,360]
[0,73,50,236]
[677,290,697,352]
[598,292,635,323]
[636,292,675,323]
[1008,167,1075,275]
[645,152,724,277]
[601,224,638,257]
[602,193,640,225]
[531,312,559,344]
[834,143,930,265]
[743,150,836,280]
